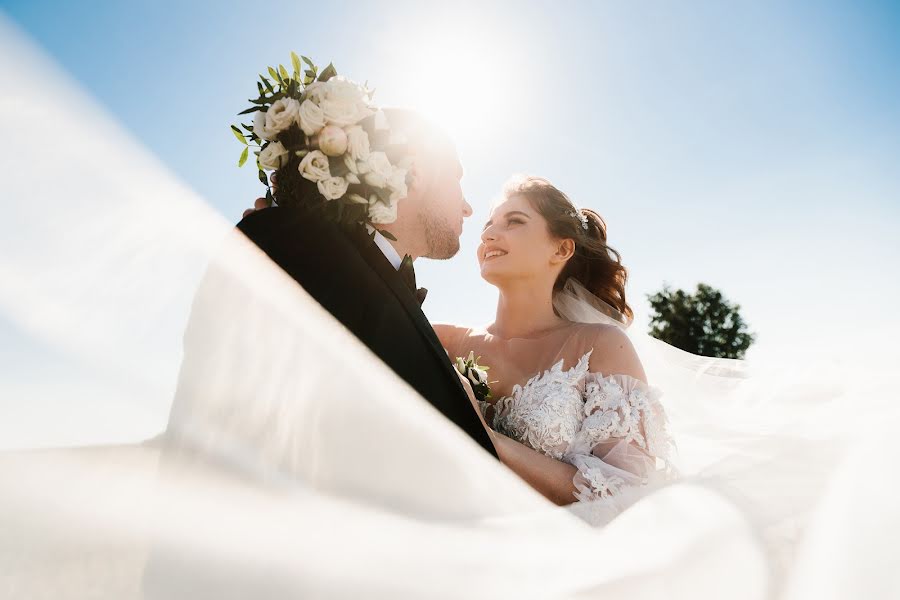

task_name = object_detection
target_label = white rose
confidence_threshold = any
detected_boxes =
[364,171,386,188]
[303,81,326,105]
[298,150,330,182]
[317,125,348,156]
[257,141,289,170]
[298,99,326,136]
[253,110,276,141]
[326,76,367,104]
[343,153,359,174]
[368,197,398,224]
[264,98,300,136]
[366,151,393,180]
[344,125,371,162]
[387,167,408,202]
[473,367,488,384]
[347,193,368,204]
[320,77,373,127]
[317,176,349,201]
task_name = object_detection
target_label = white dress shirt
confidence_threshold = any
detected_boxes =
[366,225,403,271]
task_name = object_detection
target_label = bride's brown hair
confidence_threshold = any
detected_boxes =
[502,175,633,322]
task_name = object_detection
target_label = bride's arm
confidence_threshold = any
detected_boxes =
[489,432,578,505]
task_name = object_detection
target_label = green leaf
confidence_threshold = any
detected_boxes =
[317,63,337,82]
[290,51,302,76]
[258,169,268,185]
[231,125,248,145]
[301,55,316,70]
[278,64,290,82]
[238,146,249,167]
[260,76,275,94]
[238,106,262,115]
[379,229,397,242]
[268,66,280,83]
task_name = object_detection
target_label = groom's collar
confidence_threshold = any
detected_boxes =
[365,224,402,271]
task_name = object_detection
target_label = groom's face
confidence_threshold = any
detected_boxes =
[417,152,471,260]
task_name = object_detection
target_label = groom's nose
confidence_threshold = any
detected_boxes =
[462,198,473,218]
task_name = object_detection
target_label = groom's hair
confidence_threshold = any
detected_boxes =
[380,108,457,168]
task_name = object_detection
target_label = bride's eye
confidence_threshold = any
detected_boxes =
[507,219,524,227]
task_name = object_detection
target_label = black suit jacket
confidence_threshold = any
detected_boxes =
[235,206,497,458]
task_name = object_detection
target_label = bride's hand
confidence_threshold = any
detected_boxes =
[241,173,277,218]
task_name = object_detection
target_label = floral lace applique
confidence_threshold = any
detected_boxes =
[489,349,676,503]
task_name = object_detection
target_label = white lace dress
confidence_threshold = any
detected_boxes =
[482,349,677,524]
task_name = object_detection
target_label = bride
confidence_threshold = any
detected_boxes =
[435,175,676,517]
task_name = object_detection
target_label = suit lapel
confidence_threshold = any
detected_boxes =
[351,233,467,395]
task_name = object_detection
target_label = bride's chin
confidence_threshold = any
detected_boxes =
[479,265,505,287]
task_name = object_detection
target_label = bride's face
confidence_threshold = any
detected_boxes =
[478,194,572,286]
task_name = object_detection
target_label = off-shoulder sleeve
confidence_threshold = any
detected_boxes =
[563,373,677,502]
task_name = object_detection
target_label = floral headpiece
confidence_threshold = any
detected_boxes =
[232,52,408,238]
[569,210,589,231]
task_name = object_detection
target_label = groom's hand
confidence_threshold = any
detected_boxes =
[241,173,277,218]
[242,197,272,218]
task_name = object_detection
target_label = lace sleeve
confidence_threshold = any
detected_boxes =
[564,373,676,502]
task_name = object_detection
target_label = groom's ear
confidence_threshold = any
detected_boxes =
[552,239,576,263]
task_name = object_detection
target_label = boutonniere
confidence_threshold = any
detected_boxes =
[454,351,495,403]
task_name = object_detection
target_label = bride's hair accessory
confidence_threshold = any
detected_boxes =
[569,210,590,231]
[231,52,408,237]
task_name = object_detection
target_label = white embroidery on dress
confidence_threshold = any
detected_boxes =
[486,350,676,504]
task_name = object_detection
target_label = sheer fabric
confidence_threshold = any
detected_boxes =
[3,18,900,600]
[442,323,677,522]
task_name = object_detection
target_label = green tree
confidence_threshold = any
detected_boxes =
[647,283,755,359]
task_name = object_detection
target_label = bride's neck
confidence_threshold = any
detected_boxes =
[490,279,565,339]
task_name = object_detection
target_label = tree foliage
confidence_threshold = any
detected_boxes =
[647,283,755,359]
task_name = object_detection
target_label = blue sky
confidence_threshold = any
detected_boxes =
[3,0,899,363]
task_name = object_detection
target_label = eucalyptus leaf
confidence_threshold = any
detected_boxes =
[238,146,249,167]
[231,125,248,145]
[291,51,302,76]
[317,63,337,82]
[278,64,290,82]
[301,55,315,70]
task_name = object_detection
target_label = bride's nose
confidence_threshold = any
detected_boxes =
[480,225,497,243]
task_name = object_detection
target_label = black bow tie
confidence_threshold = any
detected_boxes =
[398,254,428,306]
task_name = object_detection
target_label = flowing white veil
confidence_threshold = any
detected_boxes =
[2,17,899,600]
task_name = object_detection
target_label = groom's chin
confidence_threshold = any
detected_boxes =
[426,237,461,260]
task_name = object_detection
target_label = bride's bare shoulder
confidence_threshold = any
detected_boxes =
[570,323,647,383]
[431,323,471,353]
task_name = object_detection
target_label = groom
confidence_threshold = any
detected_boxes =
[237,109,497,458]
